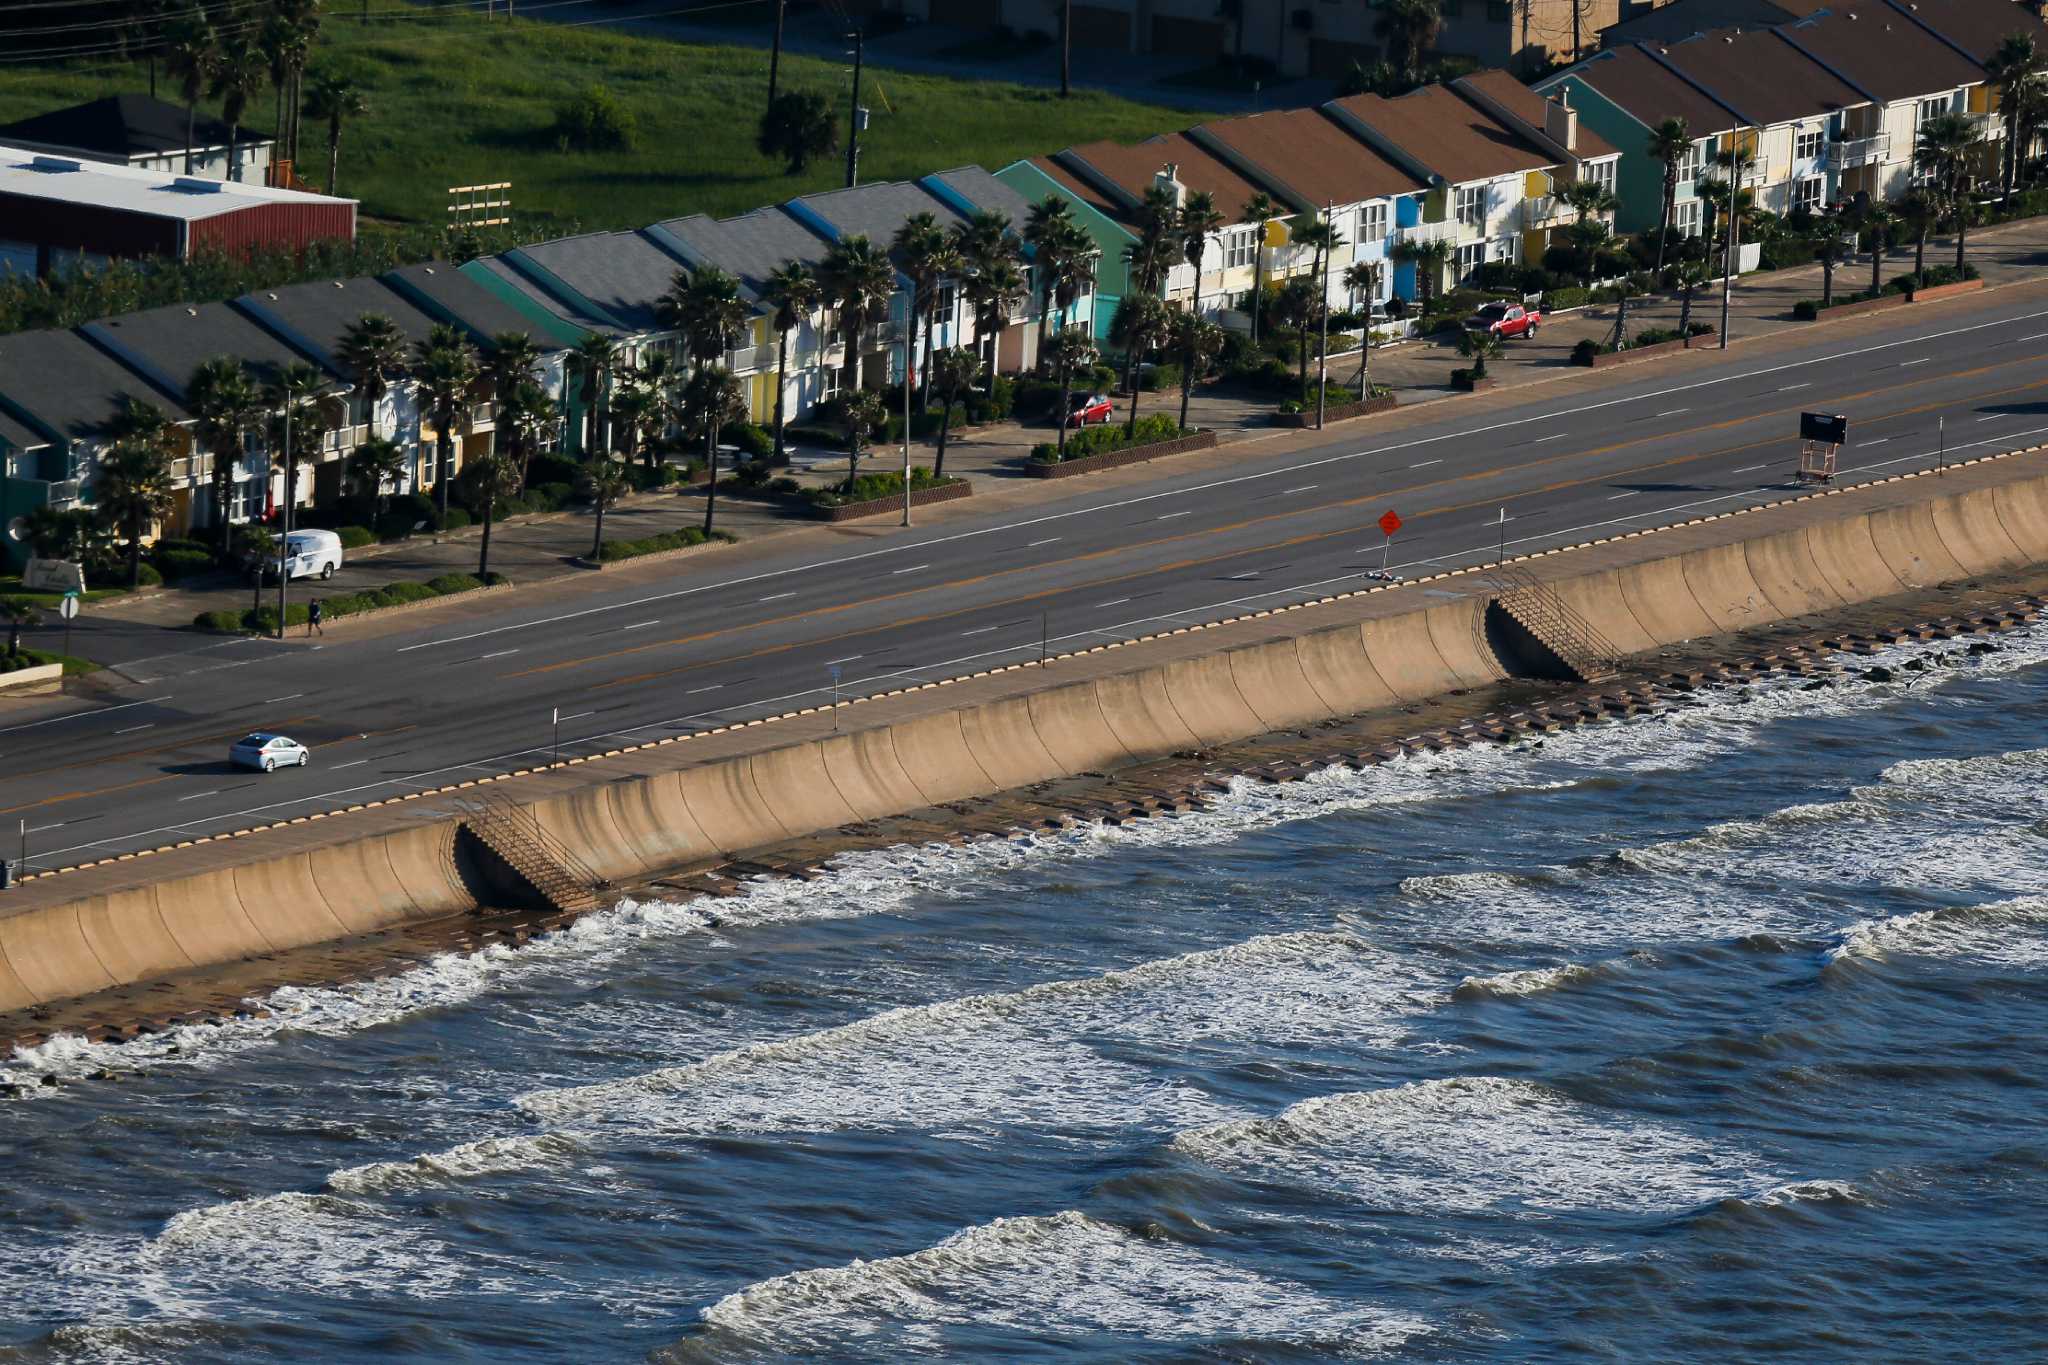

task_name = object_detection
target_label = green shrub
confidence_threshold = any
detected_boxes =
[318,591,377,618]
[594,527,735,561]
[1544,286,1592,311]
[336,525,377,550]
[553,85,637,151]
[242,603,309,633]
[536,481,575,509]
[806,466,958,507]
[784,422,847,449]
[426,572,484,595]
[966,374,1015,423]
[437,507,472,531]
[154,547,216,581]
[194,608,245,632]
[1792,299,1820,321]
[1139,361,1182,391]
[1029,413,1185,464]
[1624,323,1713,348]
[373,581,438,608]
[1571,338,1603,365]
[720,421,776,461]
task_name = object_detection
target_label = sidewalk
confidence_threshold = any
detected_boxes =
[70,213,2048,644]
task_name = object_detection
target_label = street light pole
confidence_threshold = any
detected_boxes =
[275,379,295,638]
[902,307,914,527]
[844,28,864,190]
[1315,200,1332,430]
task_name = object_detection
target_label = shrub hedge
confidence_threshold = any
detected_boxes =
[594,526,735,562]
[1030,413,1184,464]
[336,526,377,550]
[194,570,507,632]
[806,467,958,507]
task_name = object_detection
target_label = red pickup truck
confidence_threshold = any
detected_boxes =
[1463,302,1542,338]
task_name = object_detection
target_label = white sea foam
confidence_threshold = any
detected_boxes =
[326,1131,589,1195]
[516,930,1434,1137]
[697,1209,1429,1355]
[1748,1178,1867,1208]
[141,1190,473,1300]
[1455,952,1653,1000]
[1827,895,2048,968]
[1174,1076,1776,1216]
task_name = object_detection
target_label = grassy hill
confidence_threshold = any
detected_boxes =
[0,8,1198,233]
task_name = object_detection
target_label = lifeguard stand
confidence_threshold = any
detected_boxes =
[1798,411,1848,484]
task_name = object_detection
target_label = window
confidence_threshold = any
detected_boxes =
[1674,198,1704,238]
[1584,158,1617,194]
[1917,95,1951,127]
[1490,235,1519,263]
[1454,184,1486,226]
[1361,202,1388,242]
[418,440,437,489]
[1794,125,1825,160]
[1792,175,1824,212]
[1677,140,1705,183]
[1224,227,1257,270]
[1457,240,1486,280]
[228,470,258,523]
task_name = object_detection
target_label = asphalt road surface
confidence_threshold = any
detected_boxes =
[7,288,2048,874]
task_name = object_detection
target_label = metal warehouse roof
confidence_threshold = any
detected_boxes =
[0,142,354,222]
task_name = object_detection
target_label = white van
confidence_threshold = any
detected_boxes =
[254,528,344,582]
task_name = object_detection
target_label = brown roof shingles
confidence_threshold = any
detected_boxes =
[1881,0,2048,63]
[1454,68,1623,158]
[1776,6,1985,101]
[1056,133,1265,221]
[1323,84,1555,185]
[1647,25,1869,124]
[1565,44,1747,138]
[1191,107,1425,210]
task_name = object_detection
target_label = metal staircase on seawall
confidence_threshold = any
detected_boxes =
[1486,565,1620,683]
[456,794,610,914]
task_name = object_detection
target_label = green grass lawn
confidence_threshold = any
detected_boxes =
[0,7,1199,233]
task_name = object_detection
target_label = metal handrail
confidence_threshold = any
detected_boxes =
[459,793,610,891]
[1487,565,1619,680]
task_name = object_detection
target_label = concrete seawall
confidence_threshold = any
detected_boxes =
[7,450,2048,1013]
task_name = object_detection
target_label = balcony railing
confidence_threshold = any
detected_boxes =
[1824,132,1891,170]
[725,342,777,375]
[1393,217,1462,248]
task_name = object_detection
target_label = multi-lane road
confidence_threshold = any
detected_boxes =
[7,288,2048,874]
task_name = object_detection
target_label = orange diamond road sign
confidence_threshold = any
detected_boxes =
[1378,510,1402,537]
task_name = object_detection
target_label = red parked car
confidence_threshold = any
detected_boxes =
[1463,302,1542,338]
[1067,393,1114,427]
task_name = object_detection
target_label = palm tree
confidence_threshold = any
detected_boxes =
[568,333,620,459]
[819,234,894,392]
[163,7,215,177]
[465,452,521,580]
[756,89,839,174]
[303,71,368,197]
[348,435,407,512]
[508,383,558,490]
[97,398,177,588]
[1389,238,1452,315]
[681,366,746,535]
[209,35,266,183]
[412,329,480,520]
[1896,187,1939,278]
[1109,293,1169,434]
[1169,310,1222,430]
[961,251,1026,386]
[1559,178,1619,285]
[579,455,633,561]
[1916,111,1981,273]
[840,387,886,491]
[258,8,301,155]
[1275,276,1317,400]
[608,382,653,470]
[1177,189,1227,395]
[1374,0,1442,80]
[336,312,407,441]
[1814,203,1847,306]
[761,261,819,463]
[892,212,958,408]
[186,355,262,556]
[0,597,40,660]
[1675,258,1711,339]
[1044,326,1098,458]
[1861,201,1897,295]
[928,346,982,479]
[1343,258,1383,392]
[264,359,334,535]
[1241,191,1276,344]
[1290,216,1341,376]
[1458,327,1505,380]
[1987,33,2044,199]
[632,349,681,465]
[1646,117,1691,273]
[485,330,543,487]
[1024,195,1080,364]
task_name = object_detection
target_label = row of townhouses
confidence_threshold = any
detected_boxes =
[2,0,2039,566]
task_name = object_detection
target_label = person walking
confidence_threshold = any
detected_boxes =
[308,598,324,637]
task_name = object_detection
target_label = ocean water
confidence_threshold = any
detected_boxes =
[4,630,2047,1362]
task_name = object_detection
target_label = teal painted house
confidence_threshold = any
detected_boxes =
[994,156,1134,344]
[1535,47,1744,240]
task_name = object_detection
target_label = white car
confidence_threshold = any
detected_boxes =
[230,733,310,772]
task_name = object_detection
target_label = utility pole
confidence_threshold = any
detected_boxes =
[768,0,786,107]
[1316,200,1332,430]
[844,28,865,190]
[1719,185,1738,350]
[275,384,294,638]
[902,308,914,527]
[1061,0,1072,98]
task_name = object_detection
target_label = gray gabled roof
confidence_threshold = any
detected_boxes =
[0,327,189,441]
[501,229,689,335]
[82,300,316,404]
[787,180,969,262]
[382,261,579,352]
[651,206,830,300]
[921,165,1038,228]
[0,406,48,453]
[234,276,446,374]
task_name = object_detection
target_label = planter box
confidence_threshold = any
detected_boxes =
[0,662,64,694]
[1807,293,1910,321]
[811,478,973,521]
[1911,278,1985,303]
[1025,429,1218,479]
[1453,373,1498,391]
[1579,334,1711,368]
[574,538,729,571]
[1273,393,1399,428]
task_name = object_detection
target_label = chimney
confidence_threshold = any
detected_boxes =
[1544,92,1579,153]
[1153,162,1188,208]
